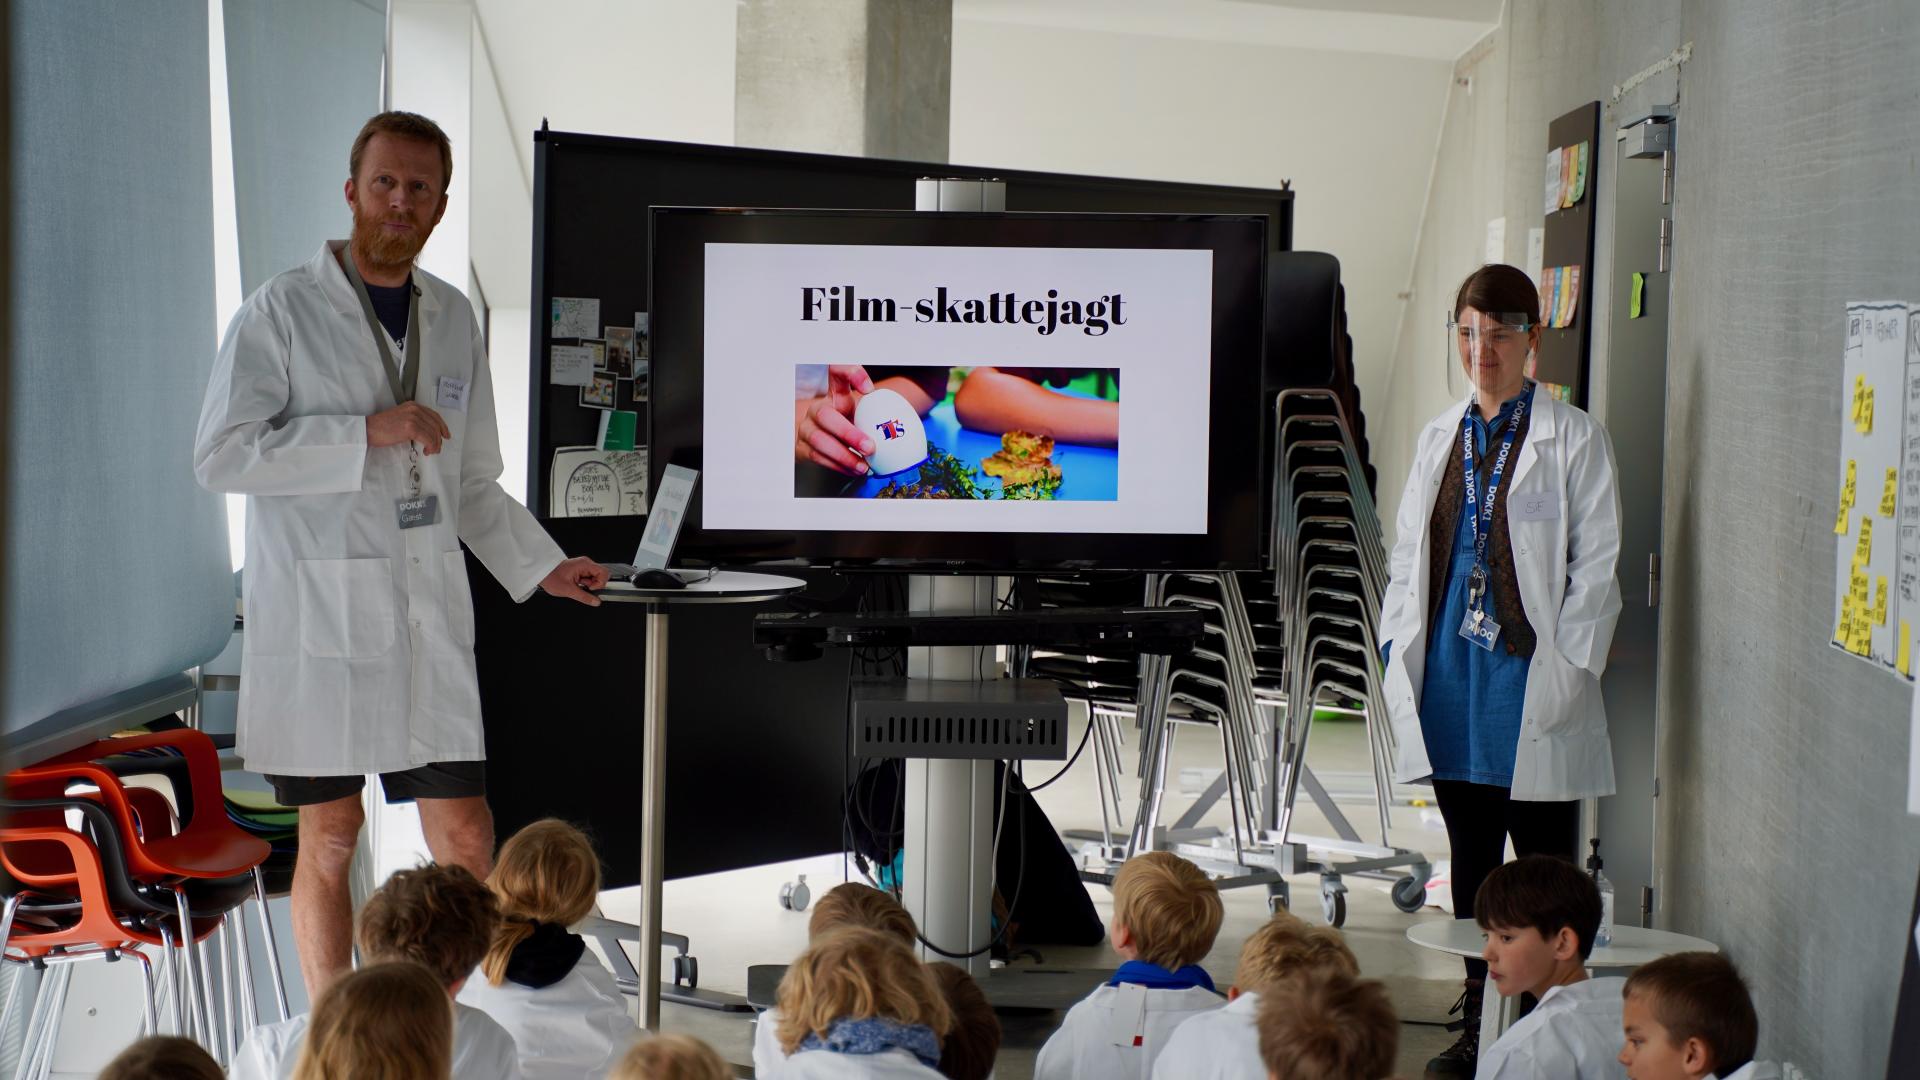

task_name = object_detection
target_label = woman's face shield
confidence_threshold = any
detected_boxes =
[1448,309,1536,403]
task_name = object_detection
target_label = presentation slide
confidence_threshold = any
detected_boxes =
[702,243,1213,534]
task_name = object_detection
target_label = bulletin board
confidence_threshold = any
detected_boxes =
[1532,101,1601,406]
[1829,300,1920,680]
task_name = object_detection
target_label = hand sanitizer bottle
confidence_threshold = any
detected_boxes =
[1587,838,1614,949]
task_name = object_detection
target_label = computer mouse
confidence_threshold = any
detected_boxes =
[852,387,929,476]
[631,568,688,590]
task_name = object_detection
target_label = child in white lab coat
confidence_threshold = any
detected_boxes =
[458,819,641,1079]
[1152,910,1358,1080]
[286,961,453,1080]
[1619,952,1782,1080]
[1253,968,1399,1080]
[610,1032,731,1080]
[765,926,953,1078]
[754,883,920,1076]
[232,864,521,1080]
[1473,855,1626,1080]
[1033,851,1226,1080]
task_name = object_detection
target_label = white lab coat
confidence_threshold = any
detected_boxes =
[229,1000,523,1080]
[457,952,642,1079]
[754,1005,788,1076]
[1722,1062,1784,1080]
[1033,983,1224,1080]
[1475,975,1627,1080]
[765,1048,946,1078]
[195,241,564,776]
[1377,391,1623,801]
[1148,989,1262,1080]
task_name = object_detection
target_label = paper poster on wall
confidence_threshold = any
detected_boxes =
[549,445,647,517]
[1543,147,1565,215]
[549,345,595,387]
[1538,266,1581,329]
[1566,141,1590,207]
[1895,305,1920,678]
[1833,301,1910,670]
[551,296,600,339]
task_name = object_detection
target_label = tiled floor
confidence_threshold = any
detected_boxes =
[600,712,1466,1077]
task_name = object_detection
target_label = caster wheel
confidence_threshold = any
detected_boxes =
[779,875,812,912]
[1265,881,1290,914]
[672,954,698,989]
[1391,874,1428,913]
[1321,888,1346,928]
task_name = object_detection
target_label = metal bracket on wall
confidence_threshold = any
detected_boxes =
[1648,553,1662,606]
[1657,219,1673,274]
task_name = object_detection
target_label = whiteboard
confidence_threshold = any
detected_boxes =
[1831,301,1913,677]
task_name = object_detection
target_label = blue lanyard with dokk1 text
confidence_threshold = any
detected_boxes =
[341,247,437,530]
[1457,384,1534,651]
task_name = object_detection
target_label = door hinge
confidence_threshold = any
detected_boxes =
[1652,776,1660,798]
[1657,218,1672,273]
[1648,553,1661,607]
[1640,885,1655,925]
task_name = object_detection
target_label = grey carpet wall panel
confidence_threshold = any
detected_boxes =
[4,2,233,734]
[1657,2,1920,1075]
[224,0,386,295]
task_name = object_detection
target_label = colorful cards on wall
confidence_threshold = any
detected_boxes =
[1544,141,1590,214]
[1538,265,1581,329]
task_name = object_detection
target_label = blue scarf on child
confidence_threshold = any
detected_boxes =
[1108,959,1218,993]
[798,1016,942,1068]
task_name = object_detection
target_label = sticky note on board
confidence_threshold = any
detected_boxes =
[1859,387,1876,434]
[597,409,638,452]
[1856,516,1875,569]
[1883,467,1900,517]
[1854,376,1867,424]
[1876,577,1890,625]
[1899,621,1912,676]
[1630,272,1646,319]
[549,345,595,387]
[1835,504,1850,535]
[550,296,601,339]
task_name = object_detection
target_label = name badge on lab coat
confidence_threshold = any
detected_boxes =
[437,376,470,412]
[1510,490,1560,521]
[397,494,438,530]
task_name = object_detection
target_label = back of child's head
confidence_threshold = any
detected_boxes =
[1473,853,1602,960]
[1623,952,1758,1074]
[1255,968,1398,1080]
[482,818,602,986]
[1232,911,1359,995]
[609,1033,730,1080]
[98,1036,223,1080]
[1112,850,1224,970]
[927,962,1000,1080]
[291,961,453,1080]
[357,861,499,987]
[808,881,918,946]
[775,926,955,1054]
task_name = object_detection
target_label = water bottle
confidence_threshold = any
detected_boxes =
[1587,838,1615,949]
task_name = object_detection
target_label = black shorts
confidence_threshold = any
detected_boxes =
[264,761,487,807]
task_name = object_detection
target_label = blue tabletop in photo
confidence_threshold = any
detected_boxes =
[848,400,1119,500]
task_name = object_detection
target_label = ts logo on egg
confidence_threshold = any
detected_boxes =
[876,419,907,441]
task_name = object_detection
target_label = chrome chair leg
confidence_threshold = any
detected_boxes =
[232,910,259,1038]
[251,869,290,1021]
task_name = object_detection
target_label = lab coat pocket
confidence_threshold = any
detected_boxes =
[442,551,476,647]
[297,558,395,659]
[1528,646,1591,736]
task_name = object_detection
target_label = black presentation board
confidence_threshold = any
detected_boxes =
[478,131,1292,887]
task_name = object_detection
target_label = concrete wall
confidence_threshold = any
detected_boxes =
[1394,0,1920,1073]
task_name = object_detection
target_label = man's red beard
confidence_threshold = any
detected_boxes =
[350,200,432,274]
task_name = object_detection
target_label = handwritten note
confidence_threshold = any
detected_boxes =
[549,345,595,387]
[551,296,601,340]
[549,446,647,517]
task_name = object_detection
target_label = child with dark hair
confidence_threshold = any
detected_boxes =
[1620,952,1778,1080]
[1474,854,1624,1079]
[98,1036,224,1080]
[928,963,1000,1080]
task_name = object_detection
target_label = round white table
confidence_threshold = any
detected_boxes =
[1406,918,1719,1044]
[595,571,805,1028]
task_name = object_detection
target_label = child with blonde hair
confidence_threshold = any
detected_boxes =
[610,1033,731,1080]
[289,961,454,1080]
[1034,851,1226,1080]
[1255,968,1398,1080]
[755,882,921,1075]
[767,926,953,1078]
[1153,910,1360,1078]
[458,819,641,1078]
[233,863,519,1080]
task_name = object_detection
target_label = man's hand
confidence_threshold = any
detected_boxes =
[367,401,452,454]
[793,364,876,475]
[540,556,610,606]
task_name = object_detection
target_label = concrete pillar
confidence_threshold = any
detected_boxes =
[735,0,951,161]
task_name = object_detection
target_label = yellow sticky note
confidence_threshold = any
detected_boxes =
[1899,621,1911,676]
[1844,459,1859,508]
[1883,467,1901,518]
[1854,375,1867,422]
[1862,388,1876,434]
[1855,516,1875,569]
[1836,505,1851,535]
[1875,577,1889,625]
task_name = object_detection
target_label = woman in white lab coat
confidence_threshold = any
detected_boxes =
[1375,264,1623,1078]
[458,819,641,1079]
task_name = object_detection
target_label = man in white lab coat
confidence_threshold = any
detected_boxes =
[194,111,607,997]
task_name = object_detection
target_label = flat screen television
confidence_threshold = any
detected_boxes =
[647,208,1267,572]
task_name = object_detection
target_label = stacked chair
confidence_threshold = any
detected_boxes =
[1,727,292,1076]
[1037,253,1428,926]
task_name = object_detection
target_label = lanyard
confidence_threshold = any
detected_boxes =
[1460,385,1533,608]
[339,245,421,408]
[340,246,425,498]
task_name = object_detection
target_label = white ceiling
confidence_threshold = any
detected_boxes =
[953,0,1499,60]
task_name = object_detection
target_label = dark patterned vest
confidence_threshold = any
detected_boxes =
[1427,409,1537,658]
